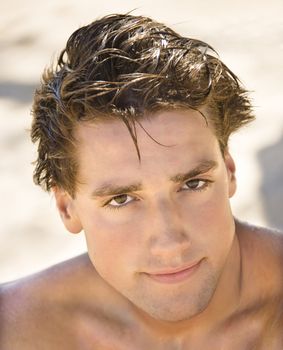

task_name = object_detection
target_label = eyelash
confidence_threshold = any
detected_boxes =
[180,179,212,193]
[103,178,213,212]
[103,196,137,212]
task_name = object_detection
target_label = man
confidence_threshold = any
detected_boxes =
[1,13,283,349]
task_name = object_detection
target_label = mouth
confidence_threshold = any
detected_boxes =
[144,259,202,284]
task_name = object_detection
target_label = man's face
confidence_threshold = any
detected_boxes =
[59,109,236,322]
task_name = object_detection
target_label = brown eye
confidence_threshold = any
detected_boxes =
[181,179,209,192]
[107,194,134,208]
[186,179,202,189]
[113,194,128,205]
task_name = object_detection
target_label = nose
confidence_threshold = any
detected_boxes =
[147,198,191,260]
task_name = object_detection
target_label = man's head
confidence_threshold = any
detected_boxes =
[31,13,253,197]
[31,14,253,323]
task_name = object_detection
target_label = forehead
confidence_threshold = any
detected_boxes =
[74,109,220,185]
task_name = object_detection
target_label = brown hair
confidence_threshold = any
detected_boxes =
[31,13,254,197]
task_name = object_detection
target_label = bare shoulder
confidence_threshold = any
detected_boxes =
[237,220,283,285]
[1,253,139,349]
[236,219,283,259]
[0,253,103,349]
[235,221,283,348]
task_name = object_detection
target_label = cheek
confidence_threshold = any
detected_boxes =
[82,209,143,277]
[180,182,234,248]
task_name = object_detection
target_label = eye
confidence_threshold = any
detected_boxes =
[106,194,134,208]
[181,179,209,191]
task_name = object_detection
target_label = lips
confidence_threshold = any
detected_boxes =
[145,259,202,284]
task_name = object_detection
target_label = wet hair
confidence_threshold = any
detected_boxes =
[31,13,254,197]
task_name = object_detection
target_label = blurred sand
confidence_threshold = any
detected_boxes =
[1,0,283,282]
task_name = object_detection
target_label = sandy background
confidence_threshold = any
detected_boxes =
[1,0,283,283]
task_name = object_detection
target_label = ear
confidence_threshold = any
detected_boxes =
[52,187,82,234]
[224,150,237,198]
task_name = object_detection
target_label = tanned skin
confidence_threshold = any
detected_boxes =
[1,110,283,349]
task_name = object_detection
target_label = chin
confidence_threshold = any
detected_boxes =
[145,296,212,323]
[135,271,219,323]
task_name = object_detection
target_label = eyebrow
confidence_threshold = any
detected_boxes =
[91,160,218,198]
[170,160,218,183]
[91,183,142,198]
